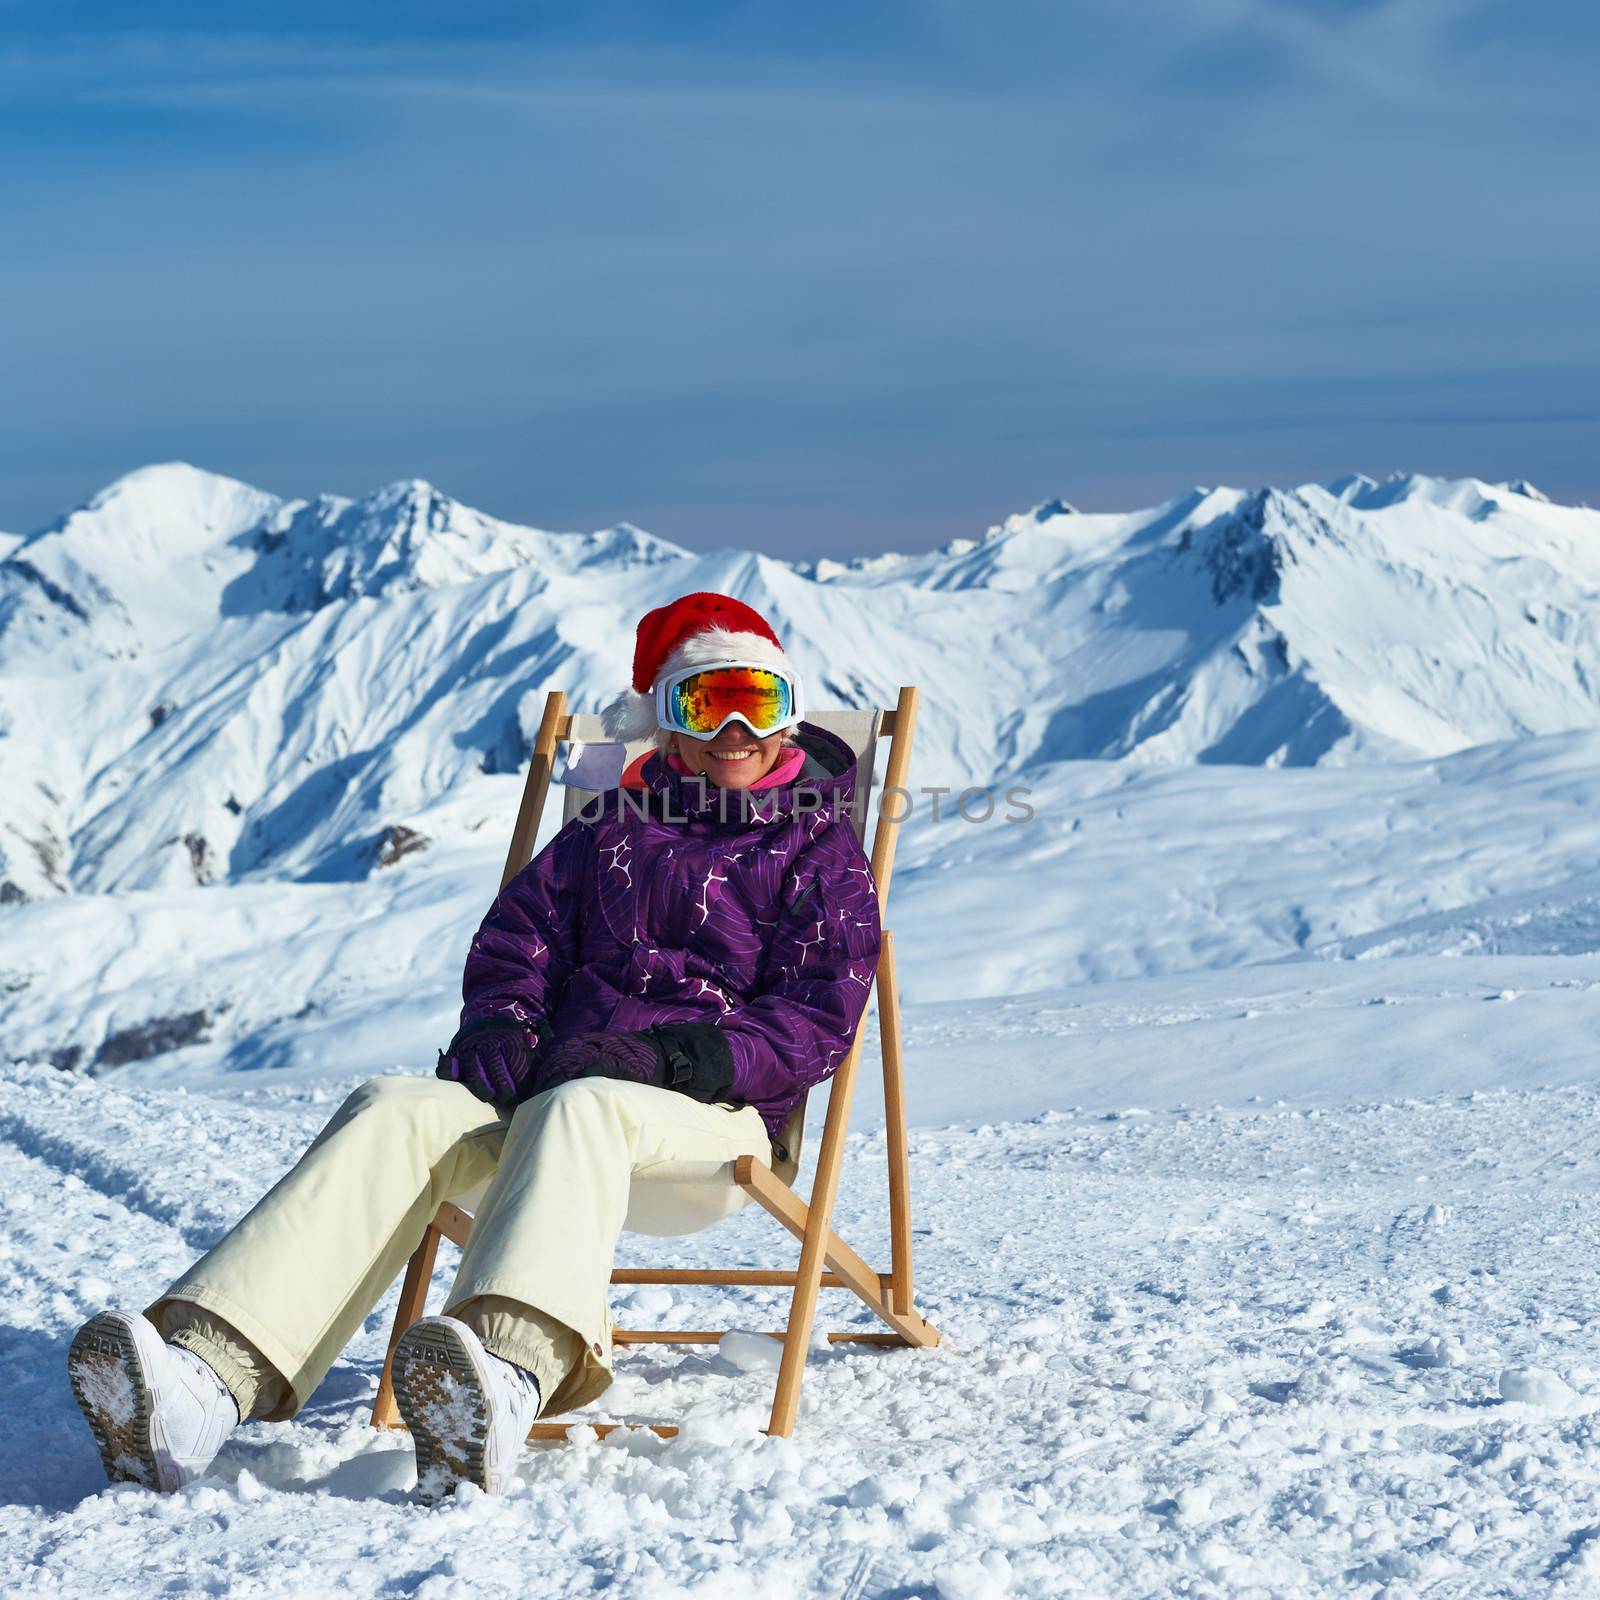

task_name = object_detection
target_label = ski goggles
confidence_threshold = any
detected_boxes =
[655,661,805,741]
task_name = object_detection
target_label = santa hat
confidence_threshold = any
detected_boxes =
[600,591,797,742]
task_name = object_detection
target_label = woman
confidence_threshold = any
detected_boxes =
[67,591,882,1500]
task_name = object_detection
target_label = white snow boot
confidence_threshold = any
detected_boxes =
[390,1316,541,1500]
[68,1310,239,1492]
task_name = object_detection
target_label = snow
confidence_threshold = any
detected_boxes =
[1498,1368,1582,1414]
[9,464,1600,1593]
[10,981,1600,1594]
[71,1352,136,1430]
[17,728,1600,1084]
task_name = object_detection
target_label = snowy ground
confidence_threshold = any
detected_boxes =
[7,956,1600,1598]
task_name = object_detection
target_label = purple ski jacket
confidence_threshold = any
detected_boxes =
[458,722,883,1141]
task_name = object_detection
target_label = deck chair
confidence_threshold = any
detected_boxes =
[370,685,939,1440]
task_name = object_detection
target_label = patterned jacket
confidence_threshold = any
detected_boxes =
[459,722,882,1138]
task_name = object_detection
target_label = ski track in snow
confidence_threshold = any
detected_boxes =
[8,1040,1600,1597]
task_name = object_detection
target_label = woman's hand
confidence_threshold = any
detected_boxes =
[535,1031,662,1091]
[533,1023,736,1105]
[435,1019,543,1107]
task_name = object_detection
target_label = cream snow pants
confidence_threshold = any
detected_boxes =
[146,1074,772,1423]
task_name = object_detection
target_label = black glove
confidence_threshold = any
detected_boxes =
[435,1018,542,1106]
[533,1023,736,1104]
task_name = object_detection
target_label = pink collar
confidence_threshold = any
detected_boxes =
[666,743,807,790]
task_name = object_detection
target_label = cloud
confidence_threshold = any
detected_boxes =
[1165,0,1484,103]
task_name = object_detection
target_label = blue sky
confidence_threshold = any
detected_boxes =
[3,2,1597,556]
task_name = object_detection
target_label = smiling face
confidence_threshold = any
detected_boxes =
[671,723,788,789]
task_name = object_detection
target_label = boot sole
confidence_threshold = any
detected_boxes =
[391,1321,494,1500]
[68,1312,167,1492]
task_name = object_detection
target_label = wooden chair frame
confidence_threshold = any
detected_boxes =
[370,684,938,1440]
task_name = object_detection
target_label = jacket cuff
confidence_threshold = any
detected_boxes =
[647,1023,737,1104]
[460,998,542,1032]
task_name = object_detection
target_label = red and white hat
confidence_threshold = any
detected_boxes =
[600,591,797,742]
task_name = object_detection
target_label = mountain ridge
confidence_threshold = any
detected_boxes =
[4,461,1600,904]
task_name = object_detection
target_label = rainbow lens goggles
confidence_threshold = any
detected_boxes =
[655,661,805,741]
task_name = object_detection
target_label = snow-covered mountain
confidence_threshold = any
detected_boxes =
[6,460,1600,1074]
[0,465,698,898]
[0,464,685,667]
[4,462,1599,908]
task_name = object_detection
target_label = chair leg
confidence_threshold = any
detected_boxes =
[878,930,915,1316]
[767,1022,868,1437]
[370,1221,442,1429]
[735,1157,939,1346]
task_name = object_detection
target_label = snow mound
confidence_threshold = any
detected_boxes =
[1318,870,1600,961]
[1498,1367,1582,1413]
